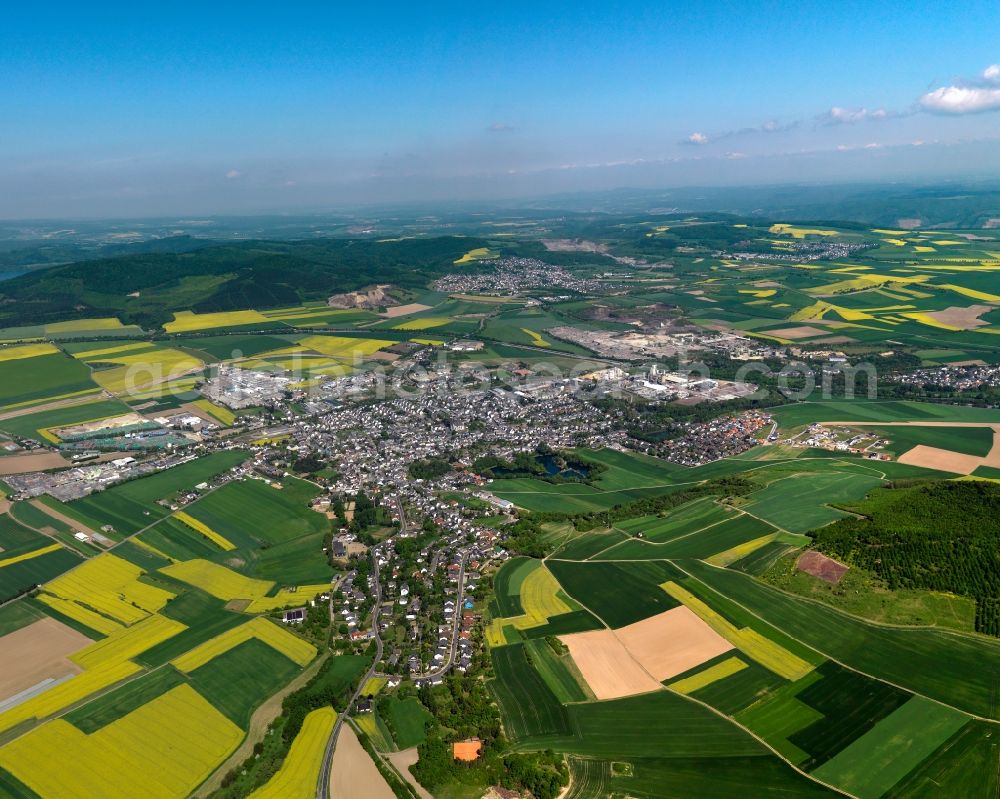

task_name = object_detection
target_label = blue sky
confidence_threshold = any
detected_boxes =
[3,1,1000,217]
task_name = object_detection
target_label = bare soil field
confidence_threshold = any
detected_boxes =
[897,445,984,475]
[380,303,431,318]
[386,748,433,799]
[925,304,995,330]
[614,606,734,681]
[0,453,70,475]
[824,421,1000,473]
[765,326,829,340]
[559,629,662,700]
[330,724,395,799]
[0,618,90,702]
[796,550,849,584]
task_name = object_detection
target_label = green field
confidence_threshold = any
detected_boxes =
[523,638,590,703]
[492,557,537,617]
[547,560,683,627]
[681,560,1000,718]
[0,352,97,408]
[0,398,130,441]
[613,497,738,543]
[68,451,248,534]
[811,697,968,799]
[551,530,629,560]
[0,546,80,602]
[188,637,301,727]
[491,643,571,740]
[383,696,433,750]
[180,477,328,556]
[519,690,768,758]
[865,425,996,457]
[597,515,777,560]
[739,471,885,532]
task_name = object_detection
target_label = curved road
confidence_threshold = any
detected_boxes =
[415,550,469,681]
[317,498,410,798]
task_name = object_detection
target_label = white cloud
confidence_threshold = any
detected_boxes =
[487,122,514,133]
[686,131,709,145]
[919,85,1000,114]
[984,64,1000,83]
[224,169,242,179]
[819,106,888,125]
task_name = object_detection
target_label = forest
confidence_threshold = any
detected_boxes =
[811,480,1000,635]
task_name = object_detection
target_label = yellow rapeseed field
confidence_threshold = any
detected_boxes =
[486,566,572,646]
[45,317,125,334]
[0,542,63,568]
[192,398,236,426]
[296,335,393,359]
[163,309,270,333]
[71,613,186,670]
[248,706,337,799]
[0,684,242,799]
[0,342,60,362]
[361,677,388,696]
[705,534,777,567]
[453,247,498,264]
[0,660,141,734]
[769,224,839,239]
[520,328,550,347]
[900,312,960,332]
[245,584,331,614]
[661,581,813,681]
[36,594,124,635]
[90,348,205,394]
[173,511,236,551]
[172,617,317,672]
[160,558,274,600]
[393,317,451,330]
[72,342,156,360]
[669,656,748,694]
[43,554,175,627]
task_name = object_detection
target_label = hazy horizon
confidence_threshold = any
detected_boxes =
[4,1,1000,218]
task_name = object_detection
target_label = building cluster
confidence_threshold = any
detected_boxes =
[632,409,774,466]
[202,366,292,409]
[432,257,619,296]
[886,363,1000,391]
[549,326,781,362]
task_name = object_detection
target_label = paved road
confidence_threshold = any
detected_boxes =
[416,549,469,680]
[317,498,411,798]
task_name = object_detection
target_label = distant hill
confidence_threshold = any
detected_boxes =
[0,235,491,328]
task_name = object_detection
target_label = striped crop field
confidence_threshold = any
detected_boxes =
[661,581,814,681]
[41,554,175,629]
[173,511,236,551]
[0,684,242,799]
[172,617,317,672]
